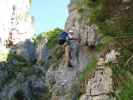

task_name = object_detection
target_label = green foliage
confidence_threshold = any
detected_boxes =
[35,28,63,48]
[0,52,9,62]
[72,0,133,99]
[96,35,114,52]
[111,38,133,99]
[45,28,63,48]
[95,30,133,100]
[2,53,33,85]
[34,33,44,44]
[75,0,133,36]
[29,0,32,5]
[112,65,133,100]
[7,53,29,67]
[34,28,64,68]
[7,53,25,62]
[118,80,133,100]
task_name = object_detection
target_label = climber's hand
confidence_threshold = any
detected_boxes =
[71,37,81,43]
[78,38,81,43]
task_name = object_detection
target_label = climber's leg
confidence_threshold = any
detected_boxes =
[64,44,70,66]
[76,43,80,63]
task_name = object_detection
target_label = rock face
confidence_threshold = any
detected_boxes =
[80,56,116,100]
[43,2,100,98]
[0,0,35,49]
[42,2,101,99]
[0,43,91,100]
[0,0,115,100]
[14,39,36,62]
[36,38,49,64]
[8,0,35,45]
[0,0,11,50]
[45,44,91,100]
[65,2,98,46]
[0,63,49,100]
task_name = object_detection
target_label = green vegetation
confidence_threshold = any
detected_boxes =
[45,28,63,48]
[96,35,114,52]
[74,0,133,36]
[111,37,133,99]
[0,51,9,62]
[112,65,133,100]
[29,0,32,5]
[34,28,64,68]
[35,28,63,48]
[72,0,133,99]
[3,43,36,75]
[7,53,30,67]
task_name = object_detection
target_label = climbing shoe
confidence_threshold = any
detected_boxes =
[68,62,73,67]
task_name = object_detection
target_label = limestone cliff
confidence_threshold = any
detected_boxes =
[0,0,35,49]
[65,1,98,47]
[0,0,132,100]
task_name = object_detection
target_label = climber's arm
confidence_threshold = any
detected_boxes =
[68,32,81,43]
[70,37,81,43]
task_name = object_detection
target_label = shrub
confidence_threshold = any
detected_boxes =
[35,28,63,49]
[45,28,63,48]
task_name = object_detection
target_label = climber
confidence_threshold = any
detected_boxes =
[58,30,80,67]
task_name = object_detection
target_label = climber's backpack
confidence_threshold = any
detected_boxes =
[58,32,69,45]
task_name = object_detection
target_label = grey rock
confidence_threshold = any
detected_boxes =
[80,64,114,100]
[45,40,91,100]
[122,0,131,3]
[0,63,48,100]
[36,38,51,64]
[65,3,99,47]
[14,39,36,63]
